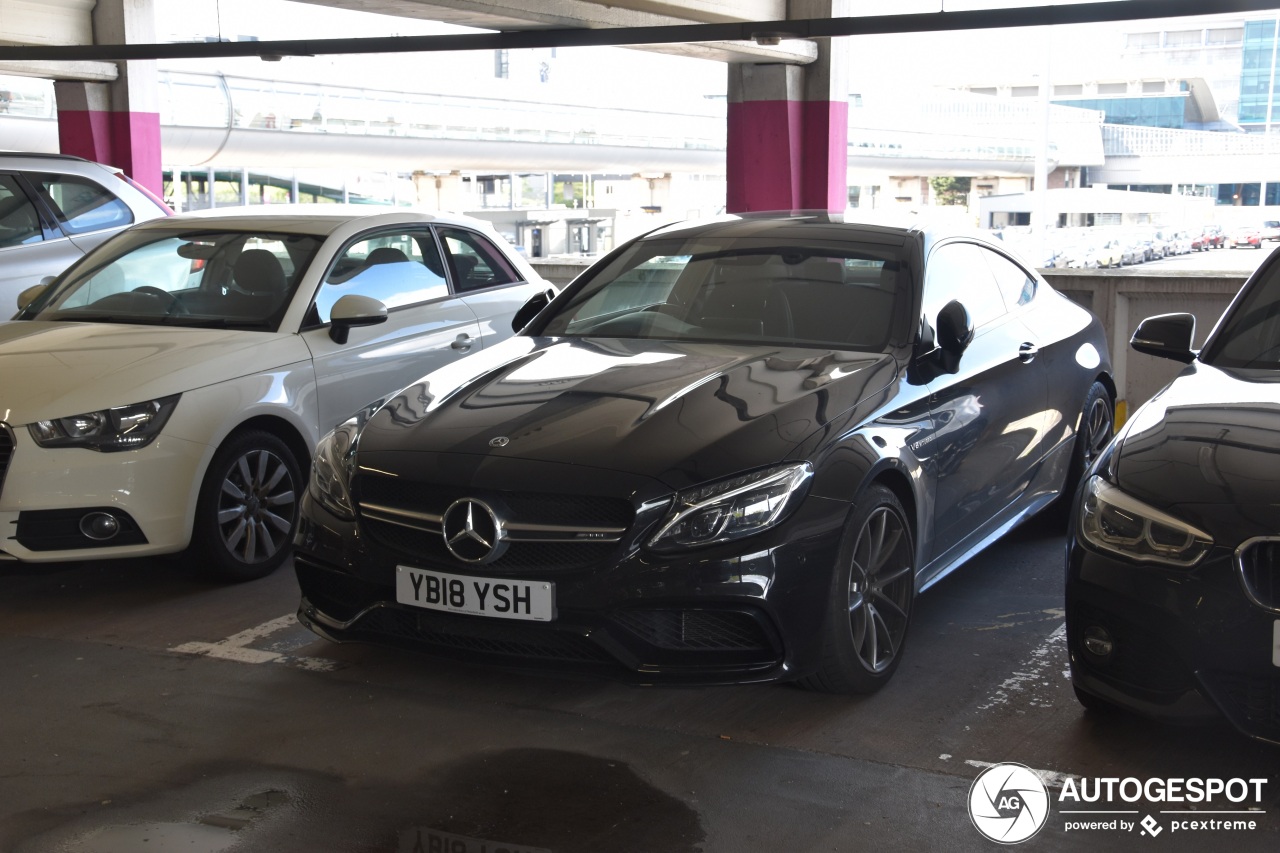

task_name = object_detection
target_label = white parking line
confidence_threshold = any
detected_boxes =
[170,614,339,671]
[976,622,1068,711]
[964,758,1078,789]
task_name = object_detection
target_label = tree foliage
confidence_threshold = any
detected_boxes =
[930,176,972,206]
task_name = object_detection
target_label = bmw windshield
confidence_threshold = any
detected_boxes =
[1201,260,1280,369]
[18,229,324,331]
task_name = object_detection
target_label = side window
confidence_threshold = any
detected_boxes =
[981,247,1037,308]
[922,242,1007,333]
[314,229,448,324]
[437,226,520,292]
[35,172,133,234]
[0,175,45,247]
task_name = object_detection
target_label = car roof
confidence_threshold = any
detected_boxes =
[638,210,1009,258]
[125,204,496,237]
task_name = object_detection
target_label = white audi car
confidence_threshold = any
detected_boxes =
[0,206,551,580]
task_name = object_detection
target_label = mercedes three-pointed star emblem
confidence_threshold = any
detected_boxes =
[441,498,508,563]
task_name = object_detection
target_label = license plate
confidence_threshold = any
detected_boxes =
[396,566,554,622]
[1274,621,1279,668]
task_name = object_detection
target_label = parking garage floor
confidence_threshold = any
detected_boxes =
[2,511,1276,852]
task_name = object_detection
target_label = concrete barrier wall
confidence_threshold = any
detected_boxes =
[1044,269,1247,423]
[530,259,1248,424]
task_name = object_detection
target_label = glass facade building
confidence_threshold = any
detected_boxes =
[1239,19,1280,127]
[1053,94,1188,129]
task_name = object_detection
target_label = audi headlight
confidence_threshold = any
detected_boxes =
[1079,476,1213,568]
[308,417,359,520]
[647,462,813,552]
[29,395,180,452]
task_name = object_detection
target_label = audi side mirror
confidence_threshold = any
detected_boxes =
[329,294,388,344]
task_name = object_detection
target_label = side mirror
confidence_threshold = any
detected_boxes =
[937,299,974,353]
[1131,313,1196,364]
[16,281,51,311]
[512,288,556,333]
[329,294,388,344]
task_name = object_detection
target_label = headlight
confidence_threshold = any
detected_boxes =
[308,417,360,520]
[647,462,813,552]
[28,395,180,452]
[1079,476,1213,568]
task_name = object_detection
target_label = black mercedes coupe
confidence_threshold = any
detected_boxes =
[294,213,1113,693]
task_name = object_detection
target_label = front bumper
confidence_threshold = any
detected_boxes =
[293,480,850,685]
[1066,535,1280,745]
[0,424,208,561]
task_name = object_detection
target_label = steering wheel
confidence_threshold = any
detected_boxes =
[132,285,189,315]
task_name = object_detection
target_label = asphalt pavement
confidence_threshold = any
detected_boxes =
[1,508,1276,852]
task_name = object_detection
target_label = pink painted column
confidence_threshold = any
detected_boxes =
[725,0,849,214]
[54,0,162,196]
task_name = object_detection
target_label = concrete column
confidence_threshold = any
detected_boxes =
[726,0,849,213]
[53,0,162,195]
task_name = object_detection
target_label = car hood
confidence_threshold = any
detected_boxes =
[0,321,309,425]
[1114,361,1280,537]
[357,336,898,489]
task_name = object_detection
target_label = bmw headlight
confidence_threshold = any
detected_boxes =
[647,463,813,552]
[308,417,360,520]
[1079,475,1213,568]
[29,395,180,452]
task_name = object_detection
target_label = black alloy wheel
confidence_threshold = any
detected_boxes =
[193,429,300,582]
[1056,381,1114,512]
[801,484,916,694]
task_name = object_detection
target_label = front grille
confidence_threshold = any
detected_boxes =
[356,476,637,573]
[361,517,619,573]
[1236,539,1280,612]
[0,424,14,499]
[613,608,775,652]
[1203,672,1280,741]
[357,478,634,529]
[352,605,618,665]
[1071,602,1195,693]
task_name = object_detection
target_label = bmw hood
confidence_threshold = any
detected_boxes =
[1113,361,1280,537]
[356,336,898,489]
[0,321,309,425]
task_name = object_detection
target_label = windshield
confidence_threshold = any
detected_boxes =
[20,229,324,331]
[538,236,906,352]
[1202,260,1280,369]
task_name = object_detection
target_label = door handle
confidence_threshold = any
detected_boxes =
[451,333,473,352]
[1018,342,1039,363]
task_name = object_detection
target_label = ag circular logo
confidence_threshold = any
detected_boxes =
[968,763,1051,844]
[441,499,507,564]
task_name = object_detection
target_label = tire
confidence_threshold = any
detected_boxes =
[192,429,301,582]
[799,484,916,695]
[1061,381,1114,506]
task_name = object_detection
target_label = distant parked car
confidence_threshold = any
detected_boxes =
[0,206,552,580]
[0,152,171,314]
[1231,227,1262,249]
[1199,225,1225,249]
[1261,220,1280,242]
[1086,240,1124,269]
[1167,231,1194,255]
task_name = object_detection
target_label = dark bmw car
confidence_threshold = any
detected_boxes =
[294,213,1113,693]
[1067,249,1280,744]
